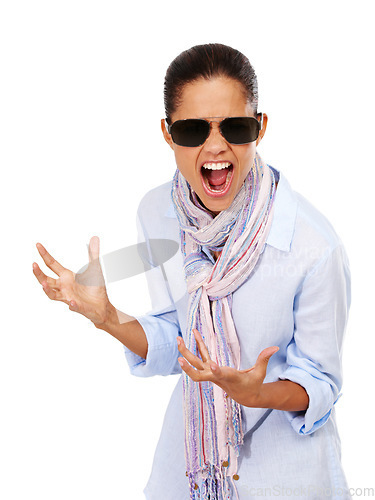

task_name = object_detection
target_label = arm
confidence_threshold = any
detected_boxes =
[177,331,309,411]
[277,244,351,434]
[255,380,308,411]
[177,244,350,425]
[33,188,182,376]
[119,202,183,377]
[94,304,148,359]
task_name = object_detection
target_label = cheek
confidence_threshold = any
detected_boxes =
[236,144,257,177]
[174,148,199,178]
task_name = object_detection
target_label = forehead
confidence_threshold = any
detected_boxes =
[173,76,253,120]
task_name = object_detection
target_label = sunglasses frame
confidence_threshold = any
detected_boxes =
[166,113,263,147]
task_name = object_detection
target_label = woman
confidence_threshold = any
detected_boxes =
[33,44,351,499]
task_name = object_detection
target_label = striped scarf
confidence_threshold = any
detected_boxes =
[171,152,276,499]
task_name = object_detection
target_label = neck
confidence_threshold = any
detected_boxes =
[213,250,221,261]
[196,194,221,218]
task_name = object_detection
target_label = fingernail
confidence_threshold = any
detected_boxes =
[178,359,184,367]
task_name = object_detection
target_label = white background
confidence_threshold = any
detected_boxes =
[1,1,374,498]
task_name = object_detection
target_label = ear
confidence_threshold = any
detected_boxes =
[161,119,174,149]
[256,113,268,146]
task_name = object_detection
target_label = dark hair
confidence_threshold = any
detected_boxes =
[164,43,258,123]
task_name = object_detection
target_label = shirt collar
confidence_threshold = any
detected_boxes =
[265,166,298,252]
[164,166,298,253]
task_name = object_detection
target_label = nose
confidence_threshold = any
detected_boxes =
[203,122,229,155]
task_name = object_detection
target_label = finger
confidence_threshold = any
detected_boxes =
[68,299,80,312]
[210,364,243,386]
[39,277,72,306]
[176,337,204,370]
[178,357,211,382]
[209,361,223,377]
[193,329,211,363]
[33,262,60,289]
[41,280,58,300]
[36,243,65,276]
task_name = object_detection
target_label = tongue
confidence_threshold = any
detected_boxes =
[206,167,229,186]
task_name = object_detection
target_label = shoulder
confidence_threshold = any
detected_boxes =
[137,180,174,222]
[293,189,343,255]
[288,179,349,282]
[138,180,173,214]
[269,167,348,274]
[136,180,179,239]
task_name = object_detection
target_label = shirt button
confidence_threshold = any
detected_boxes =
[222,461,229,467]
[194,483,199,490]
[233,474,240,481]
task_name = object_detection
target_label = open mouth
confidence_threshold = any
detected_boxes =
[200,162,234,197]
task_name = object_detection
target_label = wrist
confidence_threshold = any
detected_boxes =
[94,301,117,331]
[235,385,265,408]
[251,384,268,409]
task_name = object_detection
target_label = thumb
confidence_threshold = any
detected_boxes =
[88,235,100,263]
[253,346,279,378]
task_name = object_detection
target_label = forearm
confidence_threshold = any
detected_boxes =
[255,380,309,412]
[95,302,148,359]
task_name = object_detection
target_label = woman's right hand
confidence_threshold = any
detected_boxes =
[33,236,111,326]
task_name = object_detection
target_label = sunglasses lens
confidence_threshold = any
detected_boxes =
[220,117,260,144]
[170,119,209,147]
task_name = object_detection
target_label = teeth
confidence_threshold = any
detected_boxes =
[202,161,231,171]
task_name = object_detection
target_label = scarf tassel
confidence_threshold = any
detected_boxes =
[188,465,236,500]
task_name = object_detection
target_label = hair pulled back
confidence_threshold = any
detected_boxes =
[164,43,258,123]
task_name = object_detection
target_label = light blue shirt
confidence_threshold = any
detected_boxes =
[124,167,352,499]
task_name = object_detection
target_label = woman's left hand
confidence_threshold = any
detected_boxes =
[177,329,279,408]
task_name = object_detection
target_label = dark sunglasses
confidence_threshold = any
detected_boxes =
[166,115,262,147]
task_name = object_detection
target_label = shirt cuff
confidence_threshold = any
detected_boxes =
[123,313,182,377]
[278,365,340,435]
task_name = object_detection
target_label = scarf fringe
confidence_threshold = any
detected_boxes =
[188,464,237,500]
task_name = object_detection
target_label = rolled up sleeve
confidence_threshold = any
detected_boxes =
[124,305,182,377]
[279,244,351,435]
